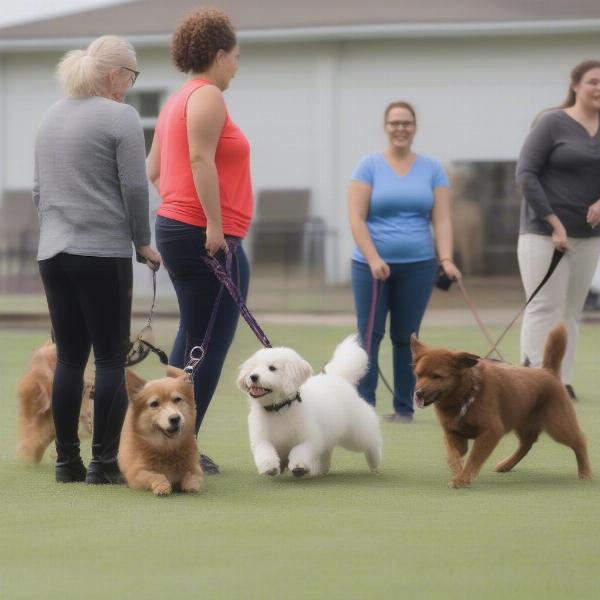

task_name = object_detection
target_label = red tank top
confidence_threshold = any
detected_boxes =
[155,79,253,237]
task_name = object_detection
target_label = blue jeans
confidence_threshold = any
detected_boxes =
[156,216,250,433]
[351,258,436,415]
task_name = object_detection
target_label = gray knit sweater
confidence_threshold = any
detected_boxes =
[33,96,151,261]
[516,110,600,238]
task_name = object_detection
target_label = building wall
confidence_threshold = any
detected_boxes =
[1,32,599,286]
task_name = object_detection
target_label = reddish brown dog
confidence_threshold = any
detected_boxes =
[410,323,592,488]
[118,368,202,496]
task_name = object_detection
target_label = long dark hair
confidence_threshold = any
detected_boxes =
[560,59,600,108]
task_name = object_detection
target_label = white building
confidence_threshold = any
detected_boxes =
[1,0,600,291]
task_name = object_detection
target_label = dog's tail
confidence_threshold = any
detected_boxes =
[324,335,368,385]
[542,322,567,378]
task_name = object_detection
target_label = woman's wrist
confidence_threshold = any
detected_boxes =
[439,257,454,264]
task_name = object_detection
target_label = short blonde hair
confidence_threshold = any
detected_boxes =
[57,35,136,98]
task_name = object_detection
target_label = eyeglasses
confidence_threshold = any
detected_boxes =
[386,120,416,129]
[121,66,140,86]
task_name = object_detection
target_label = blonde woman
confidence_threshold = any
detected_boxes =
[33,35,160,484]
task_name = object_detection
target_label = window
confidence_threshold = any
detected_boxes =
[126,90,164,153]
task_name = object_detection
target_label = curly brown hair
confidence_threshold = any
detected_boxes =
[171,8,237,73]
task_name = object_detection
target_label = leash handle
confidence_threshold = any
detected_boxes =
[484,248,564,359]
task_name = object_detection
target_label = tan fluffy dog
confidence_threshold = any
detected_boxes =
[118,368,202,496]
[410,323,592,488]
[17,342,94,462]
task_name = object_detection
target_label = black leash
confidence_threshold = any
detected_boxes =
[369,249,565,396]
[483,248,564,359]
[126,269,169,367]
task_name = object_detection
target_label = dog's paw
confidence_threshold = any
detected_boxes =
[290,463,309,477]
[579,471,593,481]
[181,474,202,493]
[448,478,471,489]
[259,465,280,476]
[152,480,173,496]
[494,459,513,473]
[257,457,281,476]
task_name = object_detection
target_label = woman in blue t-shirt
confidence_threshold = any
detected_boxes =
[348,101,461,422]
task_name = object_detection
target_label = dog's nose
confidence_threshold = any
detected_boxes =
[169,415,181,426]
[250,374,258,383]
[415,389,424,399]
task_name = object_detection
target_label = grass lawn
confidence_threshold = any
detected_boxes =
[1,319,599,599]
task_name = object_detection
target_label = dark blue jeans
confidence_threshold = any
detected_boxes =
[156,216,250,433]
[351,258,436,416]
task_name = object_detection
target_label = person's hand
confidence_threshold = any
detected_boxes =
[586,199,600,229]
[137,245,161,270]
[440,259,462,281]
[368,256,390,281]
[551,221,570,252]
[205,222,228,257]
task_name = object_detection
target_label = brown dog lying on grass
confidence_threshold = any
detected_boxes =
[118,368,203,496]
[17,342,93,462]
[410,323,592,488]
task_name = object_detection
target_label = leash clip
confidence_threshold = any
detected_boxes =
[184,345,205,383]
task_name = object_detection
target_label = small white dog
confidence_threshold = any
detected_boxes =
[237,335,383,477]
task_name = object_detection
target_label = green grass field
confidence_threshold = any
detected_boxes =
[1,320,599,599]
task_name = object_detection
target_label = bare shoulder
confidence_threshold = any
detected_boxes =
[188,84,225,112]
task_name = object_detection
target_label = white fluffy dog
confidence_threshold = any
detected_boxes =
[237,336,383,477]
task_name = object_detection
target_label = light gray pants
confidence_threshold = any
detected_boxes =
[518,233,600,383]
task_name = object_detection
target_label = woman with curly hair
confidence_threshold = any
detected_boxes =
[147,8,252,474]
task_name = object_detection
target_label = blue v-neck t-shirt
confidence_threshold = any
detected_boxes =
[351,152,449,264]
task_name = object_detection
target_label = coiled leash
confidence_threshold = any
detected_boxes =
[125,269,169,367]
[183,242,272,383]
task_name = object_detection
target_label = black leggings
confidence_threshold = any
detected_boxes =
[38,253,132,460]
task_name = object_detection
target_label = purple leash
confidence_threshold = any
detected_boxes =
[184,242,272,382]
[363,278,395,396]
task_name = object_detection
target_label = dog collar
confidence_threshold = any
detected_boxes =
[263,391,302,413]
[457,382,480,420]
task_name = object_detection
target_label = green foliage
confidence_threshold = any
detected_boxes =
[1,322,599,599]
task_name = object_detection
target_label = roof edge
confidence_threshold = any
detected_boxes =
[2,19,600,52]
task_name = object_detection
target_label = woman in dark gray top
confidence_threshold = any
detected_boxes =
[34,35,161,484]
[516,60,600,398]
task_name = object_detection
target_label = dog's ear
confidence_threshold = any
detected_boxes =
[410,333,426,361]
[236,357,254,392]
[283,356,314,395]
[453,352,480,370]
[166,365,186,379]
[125,369,146,396]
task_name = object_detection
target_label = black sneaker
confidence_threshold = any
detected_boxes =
[200,454,220,475]
[565,384,577,401]
[55,457,87,483]
[85,460,125,485]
